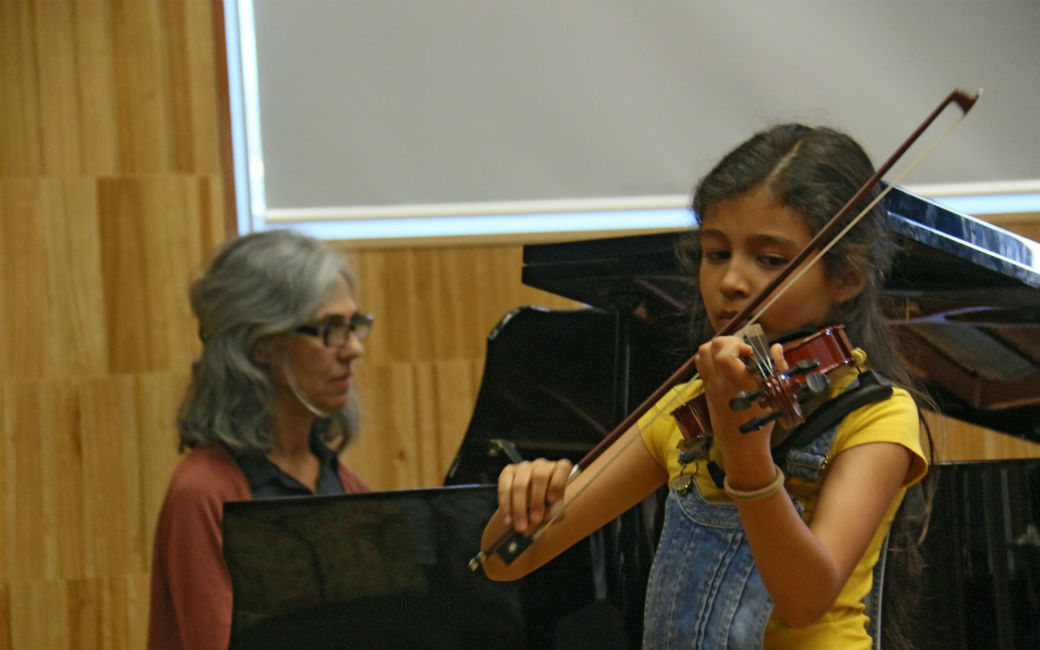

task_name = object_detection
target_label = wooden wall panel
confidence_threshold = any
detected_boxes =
[0,585,8,650]
[135,371,193,555]
[96,175,223,373]
[7,579,70,649]
[1005,220,1038,243]
[70,1,120,174]
[347,360,484,490]
[0,179,106,378]
[341,244,581,490]
[1,0,227,647]
[0,0,220,177]
[0,1,43,175]
[344,244,580,365]
[5,573,147,650]
[927,411,1040,462]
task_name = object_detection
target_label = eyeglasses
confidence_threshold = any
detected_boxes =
[295,312,374,347]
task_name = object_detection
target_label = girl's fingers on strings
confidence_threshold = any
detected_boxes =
[698,337,757,392]
[771,342,788,373]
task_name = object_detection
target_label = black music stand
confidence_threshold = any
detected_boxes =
[224,485,629,650]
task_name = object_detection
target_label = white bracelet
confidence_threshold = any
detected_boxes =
[723,465,785,501]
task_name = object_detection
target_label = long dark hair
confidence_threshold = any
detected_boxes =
[682,124,933,649]
[682,124,909,386]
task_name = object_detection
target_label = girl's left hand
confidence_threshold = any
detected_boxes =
[695,335,787,459]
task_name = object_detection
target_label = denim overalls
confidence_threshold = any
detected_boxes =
[642,393,887,650]
[642,478,774,649]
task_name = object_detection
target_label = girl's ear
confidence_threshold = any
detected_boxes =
[833,269,868,303]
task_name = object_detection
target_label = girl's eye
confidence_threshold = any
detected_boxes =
[759,255,788,268]
[703,250,730,262]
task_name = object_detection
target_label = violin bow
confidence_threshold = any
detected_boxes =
[470,88,980,570]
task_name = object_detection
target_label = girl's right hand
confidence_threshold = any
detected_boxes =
[497,458,573,534]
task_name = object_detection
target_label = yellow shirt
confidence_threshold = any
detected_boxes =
[639,361,927,650]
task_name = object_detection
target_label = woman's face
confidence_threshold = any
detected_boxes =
[265,277,365,417]
[698,186,853,341]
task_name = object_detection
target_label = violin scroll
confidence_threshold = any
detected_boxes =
[737,325,859,433]
[671,325,859,442]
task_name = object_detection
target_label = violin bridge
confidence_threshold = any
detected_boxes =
[738,323,773,376]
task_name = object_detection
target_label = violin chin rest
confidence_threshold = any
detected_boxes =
[772,371,893,462]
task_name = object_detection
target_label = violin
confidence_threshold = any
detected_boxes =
[670,324,858,462]
[469,88,979,571]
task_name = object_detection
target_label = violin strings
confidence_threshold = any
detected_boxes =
[740,324,773,377]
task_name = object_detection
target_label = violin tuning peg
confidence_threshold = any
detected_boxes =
[739,411,779,434]
[789,358,820,376]
[729,390,759,411]
[805,372,829,394]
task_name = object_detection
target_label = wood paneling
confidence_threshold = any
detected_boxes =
[341,244,580,489]
[96,175,223,373]
[0,0,221,177]
[1,1,1038,647]
[1,1,227,646]
[0,178,104,377]
[926,410,1040,462]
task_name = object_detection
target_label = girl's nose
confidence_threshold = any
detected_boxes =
[719,260,752,297]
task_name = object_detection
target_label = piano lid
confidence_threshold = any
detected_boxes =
[522,186,1040,443]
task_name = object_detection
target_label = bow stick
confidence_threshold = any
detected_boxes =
[470,88,980,570]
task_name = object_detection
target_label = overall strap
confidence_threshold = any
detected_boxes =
[772,370,893,481]
[769,370,897,648]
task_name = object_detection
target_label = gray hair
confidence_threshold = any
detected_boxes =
[177,229,360,453]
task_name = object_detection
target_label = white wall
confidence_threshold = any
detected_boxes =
[248,0,1040,220]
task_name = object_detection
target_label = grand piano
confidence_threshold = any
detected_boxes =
[444,185,1040,649]
[224,186,1039,649]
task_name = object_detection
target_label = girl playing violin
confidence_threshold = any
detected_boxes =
[481,124,930,650]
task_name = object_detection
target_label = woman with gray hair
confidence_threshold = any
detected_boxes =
[147,229,371,650]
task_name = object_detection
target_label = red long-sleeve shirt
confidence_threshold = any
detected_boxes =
[147,445,368,649]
